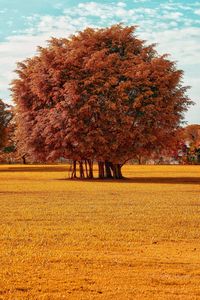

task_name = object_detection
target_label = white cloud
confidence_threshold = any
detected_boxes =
[194,9,200,15]
[133,0,150,2]
[169,21,178,27]
[162,11,183,20]
[183,75,200,124]
[177,5,193,11]
[192,2,200,7]
[140,26,200,124]
[160,5,176,11]
[117,2,127,8]
[141,27,200,64]
[73,2,114,18]
[0,9,7,14]
[54,3,63,10]
[0,34,50,102]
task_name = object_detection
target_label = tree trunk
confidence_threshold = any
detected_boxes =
[79,161,85,178]
[88,160,94,179]
[98,161,105,178]
[85,160,89,178]
[137,155,142,165]
[111,163,123,179]
[22,154,26,164]
[105,161,113,178]
[117,164,123,179]
[71,160,77,178]
[71,160,123,180]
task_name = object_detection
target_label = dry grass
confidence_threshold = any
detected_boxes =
[0,164,200,299]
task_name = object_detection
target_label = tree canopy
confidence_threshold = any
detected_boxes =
[11,24,191,178]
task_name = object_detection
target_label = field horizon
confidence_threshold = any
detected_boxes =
[0,164,200,299]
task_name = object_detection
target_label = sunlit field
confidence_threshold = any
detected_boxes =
[0,164,200,300]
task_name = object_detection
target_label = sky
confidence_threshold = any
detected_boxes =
[0,0,200,124]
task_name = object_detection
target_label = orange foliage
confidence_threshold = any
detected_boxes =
[11,25,191,177]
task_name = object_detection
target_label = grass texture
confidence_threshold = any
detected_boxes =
[0,164,200,299]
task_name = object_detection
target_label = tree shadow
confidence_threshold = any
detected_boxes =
[62,177,200,185]
[0,165,68,172]
[123,177,200,185]
[0,165,199,185]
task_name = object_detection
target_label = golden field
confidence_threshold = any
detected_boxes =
[0,164,200,300]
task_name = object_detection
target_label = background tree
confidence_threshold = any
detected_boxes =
[0,99,13,148]
[0,100,15,163]
[184,124,200,145]
[182,124,200,164]
[12,25,192,178]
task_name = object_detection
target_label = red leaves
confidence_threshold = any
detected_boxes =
[11,24,191,163]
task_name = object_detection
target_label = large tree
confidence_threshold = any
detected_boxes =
[12,25,191,178]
